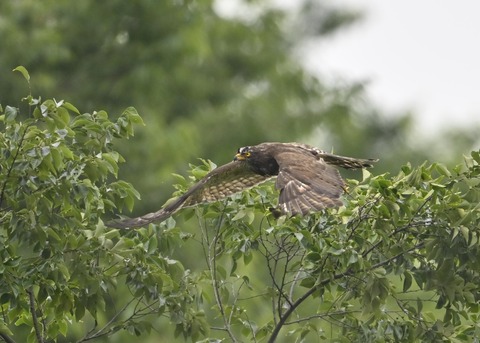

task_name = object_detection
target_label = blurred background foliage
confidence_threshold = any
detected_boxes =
[1,1,479,341]
[3,0,477,216]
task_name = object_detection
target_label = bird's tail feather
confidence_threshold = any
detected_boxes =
[106,192,190,229]
[319,152,378,169]
[106,208,172,229]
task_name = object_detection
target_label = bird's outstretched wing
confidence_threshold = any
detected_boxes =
[274,150,346,216]
[107,161,272,229]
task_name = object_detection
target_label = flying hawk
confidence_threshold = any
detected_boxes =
[107,142,377,228]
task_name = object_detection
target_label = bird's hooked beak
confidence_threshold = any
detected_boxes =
[234,152,246,161]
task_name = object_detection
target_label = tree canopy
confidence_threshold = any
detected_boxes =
[1,82,480,341]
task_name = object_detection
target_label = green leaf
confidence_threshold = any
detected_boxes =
[5,106,18,122]
[55,106,71,127]
[471,150,480,164]
[59,145,74,160]
[0,319,14,336]
[101,152,119,176]
[12,65,30,81]
[434,163,451,177]
[232,209,246,221]
[403,271,412,292]
[123,106,144,125]
[58,319,68,337]
[243,251,253,265]
[216,265,227,279]
[62,101,80,114]
[300,277,316,288]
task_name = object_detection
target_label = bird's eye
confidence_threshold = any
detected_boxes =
[238,146,250,154]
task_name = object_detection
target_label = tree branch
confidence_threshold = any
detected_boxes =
[0,123,31,209]
[27,287,44,343]
[267,243,424,343]
[0,332,16,343]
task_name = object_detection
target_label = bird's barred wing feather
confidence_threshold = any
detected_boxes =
[181,161,272,206]
[107,161,271,229]
[274,151,345,216]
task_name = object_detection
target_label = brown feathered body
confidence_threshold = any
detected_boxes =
[107,142,377,229]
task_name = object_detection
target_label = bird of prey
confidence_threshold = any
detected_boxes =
[107,142,377,229]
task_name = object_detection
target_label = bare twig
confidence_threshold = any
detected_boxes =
[284,309,362,325]
[259,231,300,322]
[199,208,239,343]
[77,297,138,342]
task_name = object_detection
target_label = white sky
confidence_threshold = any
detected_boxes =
[303,0,480,134]
[215,0,480,136]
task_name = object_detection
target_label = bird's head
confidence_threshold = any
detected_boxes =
[233,144,278,175]
[234,146,251,161]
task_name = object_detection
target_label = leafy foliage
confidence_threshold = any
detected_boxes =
[0,72,203,342]
[1,0,480,333]
[170,154,480,342]
[1,74,480,342]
